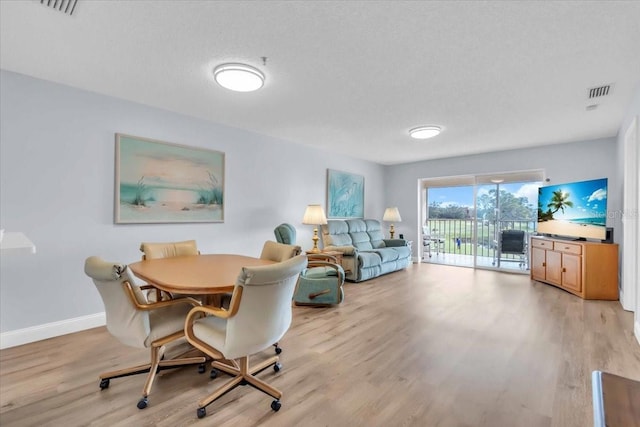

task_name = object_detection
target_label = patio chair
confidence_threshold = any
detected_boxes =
[493,229,528,269]
[422,226,445,258]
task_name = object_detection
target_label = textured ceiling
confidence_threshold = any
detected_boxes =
[1,1,639,165]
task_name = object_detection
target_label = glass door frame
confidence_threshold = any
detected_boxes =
[419,170,544,272]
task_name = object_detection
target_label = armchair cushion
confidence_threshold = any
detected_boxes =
[323,221,352,246]
[260,241,302,262]
[303,266,341,278]
[364,219,386,248]
[191,315,227,352]
[146,303,197,346]
[139,240,200,302]
[324,245,357,256]
[359,251,382,268]
[372,248,399,263]
[346,219,374,250]
[140,240,198,259]
[383,239,408,247]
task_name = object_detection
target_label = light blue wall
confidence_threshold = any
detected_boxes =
[0,70,385,333]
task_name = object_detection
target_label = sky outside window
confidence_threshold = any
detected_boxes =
[428,182,540,209]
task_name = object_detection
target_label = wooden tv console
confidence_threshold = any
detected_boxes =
[530,236,619,300]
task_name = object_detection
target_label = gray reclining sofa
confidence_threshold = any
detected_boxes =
[321,219,411,282]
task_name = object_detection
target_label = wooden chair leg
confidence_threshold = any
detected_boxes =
[241,356,282,400]
[142,346,162,397]
[99,362,153,381]
[248,355,279,375]
[198,376,245,409]
[98,344,206,409]
[211,360,241,376]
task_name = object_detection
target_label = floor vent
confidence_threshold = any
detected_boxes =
[588,85,611,99]
[39,0,78,16]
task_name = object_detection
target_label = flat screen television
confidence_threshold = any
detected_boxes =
[537,178,608,241]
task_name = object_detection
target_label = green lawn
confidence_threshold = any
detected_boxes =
[425,219,535,256]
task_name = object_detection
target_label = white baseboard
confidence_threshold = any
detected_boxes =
[635,319,640,347]
[0,312,105,350]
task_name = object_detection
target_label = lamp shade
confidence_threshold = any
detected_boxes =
[302,205,328,225]
[383,207,402,222]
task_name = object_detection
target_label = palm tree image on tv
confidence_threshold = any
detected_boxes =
[538,189,574,221]
[537,178,608,240]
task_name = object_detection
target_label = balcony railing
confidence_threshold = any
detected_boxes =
[423,219,535,265]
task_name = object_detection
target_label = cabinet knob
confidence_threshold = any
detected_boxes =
[562,267,566,273]
[542,262,546,267]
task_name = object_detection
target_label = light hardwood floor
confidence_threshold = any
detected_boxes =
[1,263,639,427]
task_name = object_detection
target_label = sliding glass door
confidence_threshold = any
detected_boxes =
[421,171,542,272]
[474,180,539,270]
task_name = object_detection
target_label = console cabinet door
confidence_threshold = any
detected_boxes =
[545,250,562,286]
[561,253,582,293]
[531,247,547,281]
[529,237,618,300]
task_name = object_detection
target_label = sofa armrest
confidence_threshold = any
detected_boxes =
[383,239,407,247]
[323,245,357,256]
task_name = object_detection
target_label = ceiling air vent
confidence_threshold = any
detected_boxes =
[40,0,78,16]
[588,85,611,99]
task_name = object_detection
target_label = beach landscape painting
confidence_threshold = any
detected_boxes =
[537,178,608,240]
[115,134,224,223]
[327,169,364,218]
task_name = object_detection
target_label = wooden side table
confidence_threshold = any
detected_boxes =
[305,250,349,274]
[305,250,343,266]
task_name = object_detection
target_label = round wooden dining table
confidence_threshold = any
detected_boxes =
[128,254,274,296]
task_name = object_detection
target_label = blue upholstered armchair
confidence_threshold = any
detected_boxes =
[274,224,345,306]
[274,223,297,245]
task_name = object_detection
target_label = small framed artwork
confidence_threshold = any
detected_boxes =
[115,133,225,224]
[327,169,365,218]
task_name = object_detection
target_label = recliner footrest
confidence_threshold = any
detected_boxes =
[293,278,344,306]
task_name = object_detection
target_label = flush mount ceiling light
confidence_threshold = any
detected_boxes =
[409,126,442,139]
[213,63,264,92]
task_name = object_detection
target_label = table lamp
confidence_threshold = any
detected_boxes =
[383,207,402,239]
[302,204,327,253]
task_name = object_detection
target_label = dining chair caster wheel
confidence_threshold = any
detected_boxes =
[99,379,110,390]
[273,362,282,372]
[271,400,281,412]
[198,363,206,374]
[210,369,218,379]
[197,407,206,419]
[274,345,282,355]
[137,397,148,409]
